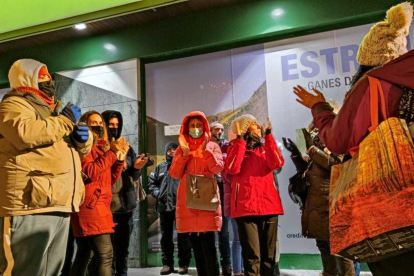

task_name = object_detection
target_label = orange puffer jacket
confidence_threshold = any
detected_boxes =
[169,111,224,233]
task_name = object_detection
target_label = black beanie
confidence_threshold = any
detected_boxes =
[165,142,179,154]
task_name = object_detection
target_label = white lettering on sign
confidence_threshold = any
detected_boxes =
[164,125,181,136]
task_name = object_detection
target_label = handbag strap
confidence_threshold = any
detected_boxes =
[367,76,388,132]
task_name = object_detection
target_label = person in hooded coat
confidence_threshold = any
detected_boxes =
[169,111,224,276]
[293,2,414,276]
[0,59,92,276]
[101,110,150,276]
[148,142,192,275]
[70,111,129,276]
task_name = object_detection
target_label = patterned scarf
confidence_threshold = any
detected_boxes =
[16,86,55,109]
[399,86,414,125]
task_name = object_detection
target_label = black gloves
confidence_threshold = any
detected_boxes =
[282,137,301,156]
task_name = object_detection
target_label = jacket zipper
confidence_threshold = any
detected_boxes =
[69,147,77,212]
[194,140,197,173]
[235,182,240,211]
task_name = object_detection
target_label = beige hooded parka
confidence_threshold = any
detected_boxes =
[0,59,91,216]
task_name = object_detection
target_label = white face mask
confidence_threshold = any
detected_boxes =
[189,128,203,139]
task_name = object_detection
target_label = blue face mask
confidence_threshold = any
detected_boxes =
[189,128,203,139]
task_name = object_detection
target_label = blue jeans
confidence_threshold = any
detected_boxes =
[354,262,360,276]
[218,214,231,267]
[231,218,243,274]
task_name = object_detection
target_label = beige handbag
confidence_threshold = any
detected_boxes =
[133,177,147,202]
[186,174,219,211]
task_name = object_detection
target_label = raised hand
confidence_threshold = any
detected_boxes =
[134,153,149,169]
[60,103,82,124]
[72,124,89,143]
[293,85,326,109]
[282,137,301,156]
[111,137,128,155]
[262,117,272,134]
[178,134,190,156]
[235,121,241,137]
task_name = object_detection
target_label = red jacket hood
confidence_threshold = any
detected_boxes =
[180,111,211,143]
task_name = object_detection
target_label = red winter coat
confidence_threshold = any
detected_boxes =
[220,142,232,217]
[169,111,224,233]
[225,134,284,219]
[71,145,123,237]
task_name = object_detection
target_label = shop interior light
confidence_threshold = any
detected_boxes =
[74,23,87,30]
[104,43,116,51]
[271,8,285,18]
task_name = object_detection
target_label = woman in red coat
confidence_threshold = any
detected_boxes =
[225,114,284,276]
[169,111,223,276]
[70,111,129,276]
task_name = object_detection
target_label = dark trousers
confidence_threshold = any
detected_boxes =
[70,234,113,276]
[112,212,134,276]
[217,183,231,267]
[160,211,192,268]
[315,239,355,276]
[367,249,414,276]
[236,215,278,276]
[189,232,220,276]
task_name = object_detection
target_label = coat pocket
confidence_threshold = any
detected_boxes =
[29,172,71,208]
[86,188,102,210]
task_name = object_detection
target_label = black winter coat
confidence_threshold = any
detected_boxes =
[148,161,179,212]
[101,110,142,213]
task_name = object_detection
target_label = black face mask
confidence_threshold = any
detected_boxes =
[91,126,104,138]
[38,81,56,97]
[108,128,118,141]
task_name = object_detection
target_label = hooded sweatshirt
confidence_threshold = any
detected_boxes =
[169,111,224,233]
[0,59,92,216]
[101,110,141,213]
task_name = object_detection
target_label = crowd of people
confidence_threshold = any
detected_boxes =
[0,2,414,276]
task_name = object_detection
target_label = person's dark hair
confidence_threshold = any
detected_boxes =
[243,130,263,150]
[349,65,375,91]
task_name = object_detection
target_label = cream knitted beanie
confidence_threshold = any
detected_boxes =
[357,2,413,66]
[231,114,257,136]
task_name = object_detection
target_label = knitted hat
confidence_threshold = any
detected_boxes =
[357,2,413,66]
[165,142,178,153]
[231,114,257,136]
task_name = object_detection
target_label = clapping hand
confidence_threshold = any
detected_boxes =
[235,122,241,137]
[282,137,301,156]
[110,137,130,161]
[134,153,149,169]
[293,85,326,109]
[178,134,190,157]
[262,117,272,134]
